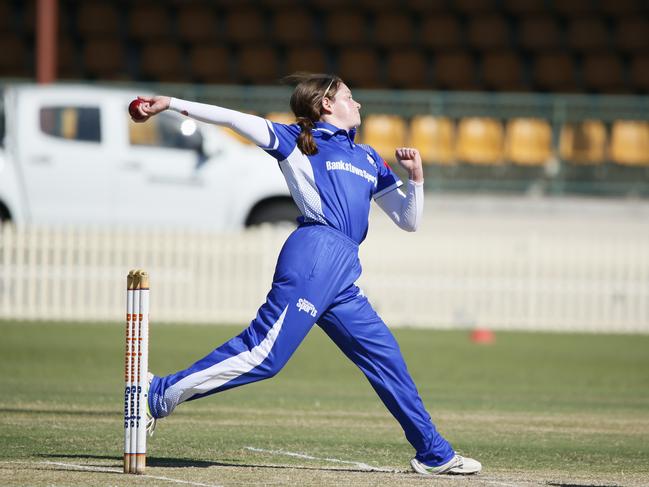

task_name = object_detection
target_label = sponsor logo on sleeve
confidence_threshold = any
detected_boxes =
[296,298,317,317]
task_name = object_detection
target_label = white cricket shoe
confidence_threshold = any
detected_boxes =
[411,454,482,475]
[146,372,157,436]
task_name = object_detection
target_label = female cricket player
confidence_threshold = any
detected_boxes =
[133,73,481,476]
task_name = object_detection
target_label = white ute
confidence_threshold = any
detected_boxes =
[0,84,298,229]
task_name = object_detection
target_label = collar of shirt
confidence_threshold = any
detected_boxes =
[313,121,357,147]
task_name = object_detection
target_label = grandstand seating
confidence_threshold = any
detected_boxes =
[324,12,367,46]
[337,48,382,88]
[409,116,455,165]
[505,119,553,166]
[237,45,279,84]
[433,51,478,91]
[139,42,188,83]
[0,35,28,77]
[420,14,462,50]
[2,0,646,93]
[188,45,232,84]
[359,115,407,161]
[601,0,645,16]
[84,38,125,80]
[456,118,505,165]
[518,16,562,51]
[128,4,171,41]
[614,17,649,52]
[609,121,649,166]
[271,8,316,46]
[501,0,547,15]
[630,54,649,92]
[482,52,525,91]
[373,12,415,48]
[467,15,510,51]
[2,0,647,186]
[385,49,428,89]
[0,2,11,34]
[285,46,328,75]
[559,121,607,164]
[265,112,296,124]
[582,53,626,93]
[225,7,266,44]
[76,2,119,38]
[58,36,83,80]
[533,53,578,92]
[176,4,219,44]
[453,0,495,15]
[566,17,609,52]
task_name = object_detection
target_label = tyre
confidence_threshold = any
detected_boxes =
[0,202,10,225]
[246,199,300,227]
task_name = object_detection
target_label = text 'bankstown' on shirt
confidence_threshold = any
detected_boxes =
[261,121,402,244]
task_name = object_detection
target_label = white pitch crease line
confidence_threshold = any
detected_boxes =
[244,446,399,473]
[480,480,530,487]
[40,461,224,487]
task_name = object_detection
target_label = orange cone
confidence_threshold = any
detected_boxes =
[470,328,495,344]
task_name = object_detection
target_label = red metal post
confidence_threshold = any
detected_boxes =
[36,0,58,84]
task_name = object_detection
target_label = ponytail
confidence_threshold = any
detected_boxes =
[297,117,318,155]
[283,72,342,156]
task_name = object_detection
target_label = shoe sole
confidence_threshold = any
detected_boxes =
[411,457,481,476]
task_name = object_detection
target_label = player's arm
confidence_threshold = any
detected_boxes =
[132,96,273,148]
[375,148,424,232]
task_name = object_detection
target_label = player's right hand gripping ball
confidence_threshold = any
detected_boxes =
[129,98,148,121]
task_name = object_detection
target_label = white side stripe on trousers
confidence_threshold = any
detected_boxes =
[167,305,289,405]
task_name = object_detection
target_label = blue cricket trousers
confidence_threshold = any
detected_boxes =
[149,223,454,466]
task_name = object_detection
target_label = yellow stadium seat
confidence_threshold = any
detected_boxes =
[360,115,407,162]
[559,120,606,164]
[265,112,296,124]
[505,118,552,166]
[219,128,253,145]
[456,117,504,165]
[609,121,649,166]
[408,115,455,165]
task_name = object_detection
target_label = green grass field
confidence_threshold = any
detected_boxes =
[0,321,648,487]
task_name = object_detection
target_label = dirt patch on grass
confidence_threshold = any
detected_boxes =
[2,460,647,487]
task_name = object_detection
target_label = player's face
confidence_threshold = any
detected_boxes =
[326,83,361,129]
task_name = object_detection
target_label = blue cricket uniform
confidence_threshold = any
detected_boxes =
[149,121,455,466]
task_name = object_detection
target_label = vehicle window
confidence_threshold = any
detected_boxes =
[129,112,203,153]
[40,106,101,142]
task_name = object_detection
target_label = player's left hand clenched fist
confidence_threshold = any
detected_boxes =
[395,147,424,183]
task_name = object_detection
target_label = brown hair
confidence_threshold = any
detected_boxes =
[282,73,342,155]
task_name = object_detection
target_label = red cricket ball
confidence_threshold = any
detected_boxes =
[129,98,148,121]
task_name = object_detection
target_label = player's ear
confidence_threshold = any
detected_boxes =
[321,95,333,114]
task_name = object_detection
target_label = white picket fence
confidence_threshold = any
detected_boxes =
[1,200,648,333]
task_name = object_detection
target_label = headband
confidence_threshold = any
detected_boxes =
[322,77,335,100]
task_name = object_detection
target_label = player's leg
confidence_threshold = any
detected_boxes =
[317,287,456,467]
[148,225,361,419]
[148,284,315,418]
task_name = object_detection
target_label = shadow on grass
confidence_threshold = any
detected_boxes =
[38,454,221,468]
[1,407,116,417]
[37,454,402,474]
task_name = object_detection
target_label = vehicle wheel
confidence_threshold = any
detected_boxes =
[0,203,10,225]
[246,199,300,227]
